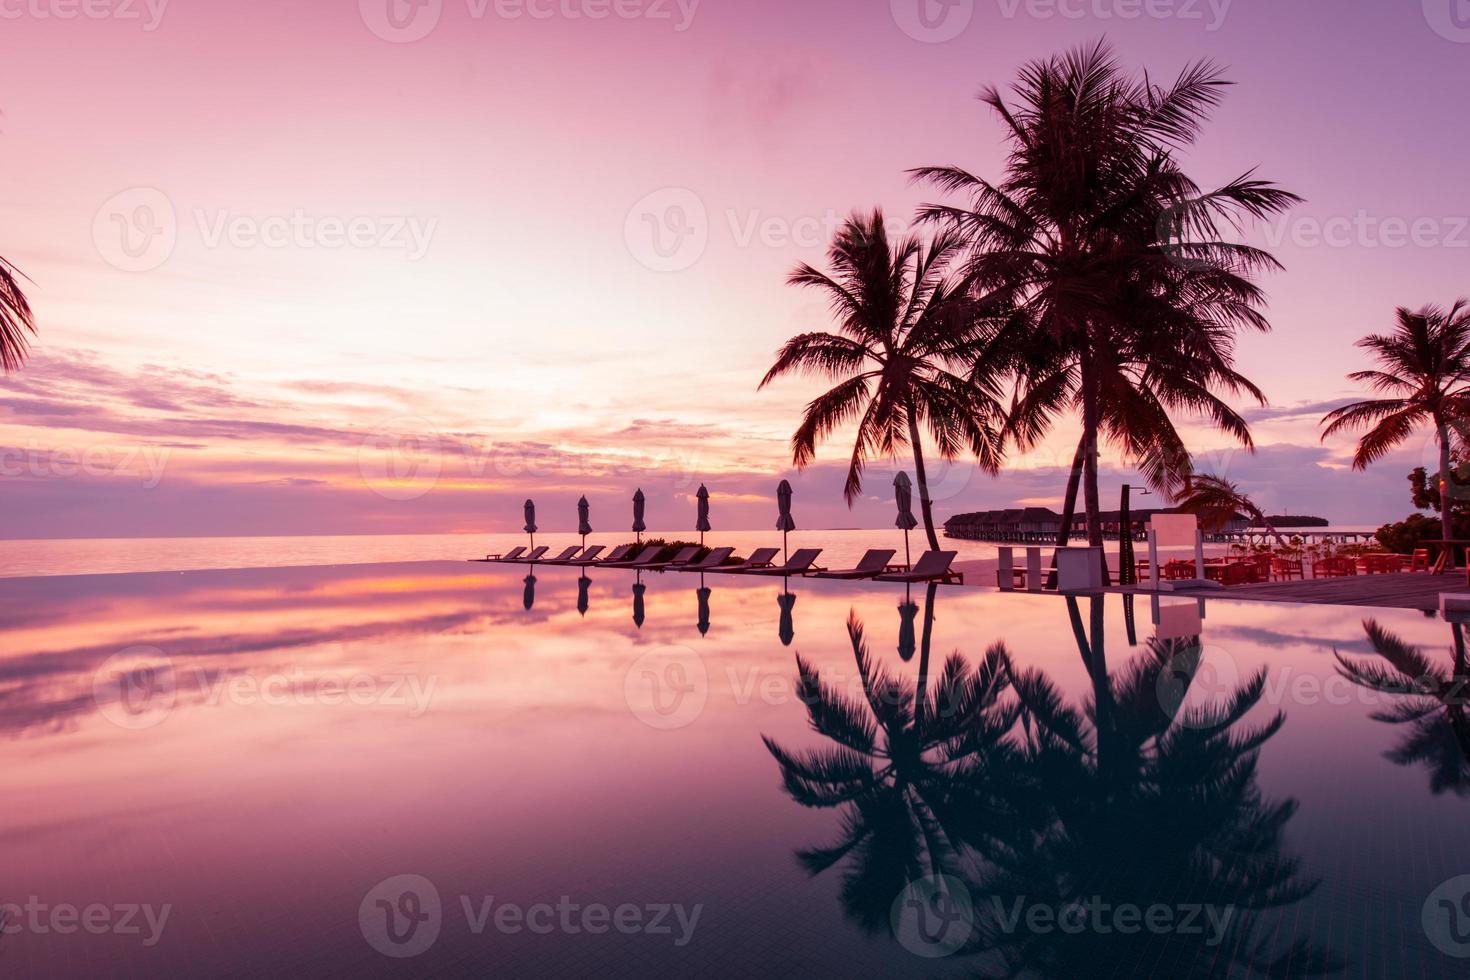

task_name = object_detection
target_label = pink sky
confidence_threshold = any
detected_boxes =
[2,0,1468,537]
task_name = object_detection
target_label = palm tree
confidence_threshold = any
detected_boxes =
[1175,472,1286,547]
[0,254,35,372]
[760,612,1030,935]
[915,41,1297,550]
[1335,619,1470,798]
[1321,302,1470,550]
[760,209,1005,552]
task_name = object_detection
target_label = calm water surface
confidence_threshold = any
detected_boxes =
[0,559,1464,977]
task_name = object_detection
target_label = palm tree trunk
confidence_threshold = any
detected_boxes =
[1055,433,1087,547]
[908,412,942,552]
[1439,415,1457,568]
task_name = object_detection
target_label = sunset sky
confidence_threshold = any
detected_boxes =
[2,0,1468,537]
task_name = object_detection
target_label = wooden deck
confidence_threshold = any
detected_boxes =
[1109,573,1470,611]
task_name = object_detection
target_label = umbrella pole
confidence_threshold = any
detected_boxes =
[904,529,911,570]
[783,530,788,563]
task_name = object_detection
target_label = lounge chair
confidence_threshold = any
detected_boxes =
[602,545,666,568]
[547,545,605,565]
[572,544,631,566]
[875,551,962,584]
[480,545,526,562]
[506,546,550,563]
[706,547,781,574]
[813,549,896,580]
[534,546,582,564]
[739,548,826,577]
[644,546,701,570]
[675,547,735,572]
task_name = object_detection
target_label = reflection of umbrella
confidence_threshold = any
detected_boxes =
[523,499,538,550]
[696,586,711,636]
[776,479,796,562]
[577,575,591,617]
[522,574,537,611]
[695,485,711,545]
[897,589,918,661]
[777,590,796,647]
[577,496,592,550]
[632,488,647,543]
[894,473,918,569]
[632,580,647,629]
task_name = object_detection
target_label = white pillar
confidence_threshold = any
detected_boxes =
[998,547,1014,590]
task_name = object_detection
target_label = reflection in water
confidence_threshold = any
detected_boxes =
[696,585,711,636]
[896,593,917,662]
[523,573,537,611]
[632,578,646,628]
[1335,619,1470,797]
[778,589,796,647]
[766,593,1341,977]
[577,575,591,617]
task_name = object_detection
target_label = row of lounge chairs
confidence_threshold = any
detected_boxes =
[474,544,963,583]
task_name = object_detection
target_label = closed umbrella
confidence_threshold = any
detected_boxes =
[776,479,796,562]
[695,485,711,546]
[777,590,796,647]
[632,579,646,629]
[577,496,592,550]
[522,573,537,611]
[696,586,711,636]
[632,488,647,543]
[894,473,919,569]
[523,499,538,551]
[577,575,591,617]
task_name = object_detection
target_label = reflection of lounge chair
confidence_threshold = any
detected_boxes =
[645,546,701,569]
[813,549,896,580]
[574,544,632,566]
[508,546,550,563]
[603,545,666,568]
[480,546,526,562]
[706,548,781,574]
[548,545,604,565]
[675,547,735,572]
[739,548,826,577]
[876,551,961,584]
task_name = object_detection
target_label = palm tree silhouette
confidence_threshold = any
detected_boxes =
[1335,619,1470,798]
[761,611,1030,935]
[983,595,1341,977]
[1321,302,1470,550]
[1176,472,1286,547]
[915,40,1297,549]
[760,210,1006,552]
[0,254,35,372]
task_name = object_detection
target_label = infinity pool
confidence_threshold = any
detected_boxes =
[1,561,1466,977]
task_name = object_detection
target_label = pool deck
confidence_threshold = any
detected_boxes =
[953,559,1470,611]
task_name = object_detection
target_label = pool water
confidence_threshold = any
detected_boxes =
[0,560,1466,977]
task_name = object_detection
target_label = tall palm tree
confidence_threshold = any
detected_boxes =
[0,254,35,372]
[1321,301,1470,550]
[760,209,1006,551]
[1175,472,1286,547]
[915,41,1297,550]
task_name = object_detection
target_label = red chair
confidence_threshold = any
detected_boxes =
[1271,557,1304,581]
[1409,548,1431,572]
[1313,557,1356,579]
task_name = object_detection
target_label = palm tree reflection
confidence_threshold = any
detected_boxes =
[1335,619,1470,798]
[764,595,1339,976]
